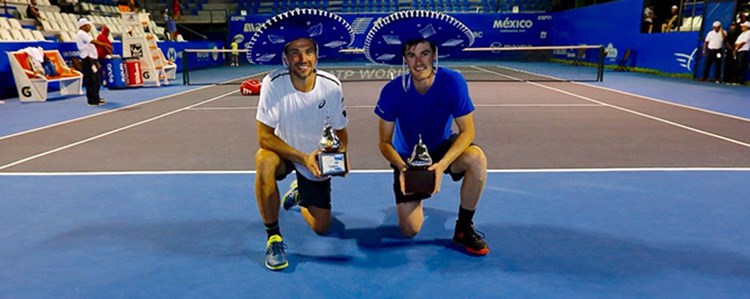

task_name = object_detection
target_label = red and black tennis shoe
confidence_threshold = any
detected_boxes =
[452,222,490,256]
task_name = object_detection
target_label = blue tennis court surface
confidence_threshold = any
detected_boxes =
[1,171,749,298]
[2,60,750,298]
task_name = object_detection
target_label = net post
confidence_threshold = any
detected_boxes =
[182,50,189,85]
[597,45,605,82]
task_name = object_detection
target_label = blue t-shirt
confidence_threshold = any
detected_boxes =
[374,67,474,158]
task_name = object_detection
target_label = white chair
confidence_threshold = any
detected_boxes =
[8,18,23,30]
[0,17,10,29]
[692,16,703,31]
[32,30,46,41]
[21,29,36,41]
[59,31,72,42]
[56,21,71,32]
[0,28,13,41]
[10,30,26,41]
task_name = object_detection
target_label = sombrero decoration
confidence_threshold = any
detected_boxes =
[247,8,354,65]
[364,10,474,65]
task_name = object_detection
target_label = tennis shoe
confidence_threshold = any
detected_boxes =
[452,222,490,256]
[265,234,288,270]
[282,180,300,210]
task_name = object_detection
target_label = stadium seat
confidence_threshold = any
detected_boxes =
[0,28,13,41]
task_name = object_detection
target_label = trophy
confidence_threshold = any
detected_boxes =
[404,134,435,194]
[317,121,347,176]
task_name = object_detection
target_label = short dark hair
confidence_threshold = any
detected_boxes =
[402,39,436,56]
[284,38,318,55]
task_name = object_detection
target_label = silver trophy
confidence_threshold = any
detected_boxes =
[317,121,347,176]
[404,135,435,193]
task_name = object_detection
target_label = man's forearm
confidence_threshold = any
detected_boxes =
[259,133,307,164]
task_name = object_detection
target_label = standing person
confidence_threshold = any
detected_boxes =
[230,38,239,66]
[76,18,110,106]
[95,26,112,85]
[172,0,181,20]
[724,22,740,85]
[734,21,750,85]
[365,11,489,256]
[702,21,726,82]
[246,9,354,271]
[95,26,112,63]
[164,10,177,41]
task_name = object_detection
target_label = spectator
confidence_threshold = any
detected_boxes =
[662,5,679,32]
[58,0,77,14]
[26,0,46,24]
[96,26,112,62]
[724,22,740,85]
[172,0,181,20]
[642,3,656,33]
[117,0,139,13]
[76,18,110,106]
[702,21,726,82]
[230,38,239,66]
[164,10,177,41]
[734,21,750,85]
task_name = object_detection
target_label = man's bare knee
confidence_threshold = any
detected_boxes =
[399,221,421,238]
[313,222,331,235]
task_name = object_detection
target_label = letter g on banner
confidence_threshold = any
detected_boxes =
[21,86,32,98]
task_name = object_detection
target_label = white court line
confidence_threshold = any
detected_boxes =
[0,90,238,171]
[188,107,257,110]
[571,82,750,123]
[0,86,213,141]
[0,70,272,141]
[472,66,750,149]
[1,167,749,176]
[469,64,750,122]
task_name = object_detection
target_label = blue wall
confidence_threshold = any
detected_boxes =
[228,5,712,75]
[551,0,700,74]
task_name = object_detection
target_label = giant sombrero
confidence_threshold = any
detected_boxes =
[247,8,354,65]
[364,10,474,65]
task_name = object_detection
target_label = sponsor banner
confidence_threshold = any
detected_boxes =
[228,13,553,62]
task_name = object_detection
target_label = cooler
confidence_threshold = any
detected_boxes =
[102,56,126,89]
[124,57,143,87]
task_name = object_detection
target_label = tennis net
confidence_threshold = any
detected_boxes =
[181,45,605,85]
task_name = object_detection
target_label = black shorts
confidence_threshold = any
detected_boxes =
[276,159,332,209]
[392,134,477,204]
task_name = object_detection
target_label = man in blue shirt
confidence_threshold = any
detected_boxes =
[373,33,489,255]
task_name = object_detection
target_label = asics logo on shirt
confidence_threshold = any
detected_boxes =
[318,99,326,109]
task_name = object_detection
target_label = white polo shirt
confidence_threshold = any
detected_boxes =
[76,29,97,59]
[256,68,348,181]
[737,30,750,52]
[704,30,724,50]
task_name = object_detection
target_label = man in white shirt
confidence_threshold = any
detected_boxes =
[76,18,111,106]
[247,9,353,271]
[734,21,750,85]
[702,21,726,82]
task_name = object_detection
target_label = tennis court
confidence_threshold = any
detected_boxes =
[1,61,750,298]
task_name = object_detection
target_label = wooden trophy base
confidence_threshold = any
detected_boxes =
[404,168,435,194]
[318,151,347,176]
